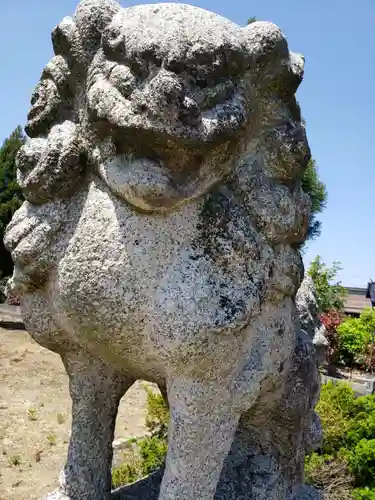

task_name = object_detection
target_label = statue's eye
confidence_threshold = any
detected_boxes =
[103,25,119,43]
[108,65,136,98]
[30,82,48,106]
[192,80,235,110]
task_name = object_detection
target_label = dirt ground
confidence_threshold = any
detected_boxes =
[0,327,150,500]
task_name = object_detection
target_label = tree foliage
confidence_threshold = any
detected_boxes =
[302,159,328,241]
[0,126,25,278]
[307,255,347,313]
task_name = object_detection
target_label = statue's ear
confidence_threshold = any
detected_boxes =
[286,51,305,93]
[242,21,305,98]
[52,0,121,78]
[52,17,77,59]
[242,21,289,66]
[74,0,121,46]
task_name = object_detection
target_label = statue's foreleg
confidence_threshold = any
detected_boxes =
[158,374,241,500]
[60,351,134,500]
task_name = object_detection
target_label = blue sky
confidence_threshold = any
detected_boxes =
[0,0,374,287]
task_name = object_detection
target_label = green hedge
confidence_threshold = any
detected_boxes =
[306,381,375,498]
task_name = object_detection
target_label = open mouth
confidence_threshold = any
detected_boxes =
[93,120,244,213]
[98,155,183,212]
[97,146,236,213]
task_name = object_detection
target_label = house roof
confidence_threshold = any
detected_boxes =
[343,287,372,314]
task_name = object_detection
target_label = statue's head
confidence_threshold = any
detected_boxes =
[7,0,311,301]
[16,0,310,211]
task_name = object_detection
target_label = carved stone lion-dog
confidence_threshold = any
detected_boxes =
[5,2,321,499]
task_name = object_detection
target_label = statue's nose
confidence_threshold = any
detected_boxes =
[145,70,201,125]
[147,70,185,112]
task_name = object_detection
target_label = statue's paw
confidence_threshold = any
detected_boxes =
[41,470,69,500]
[41,489,70,500]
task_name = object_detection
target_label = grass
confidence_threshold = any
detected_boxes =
[56,413,66,425]
[27,407,37,421]
[46,434,57,447]
[8,455,21,466]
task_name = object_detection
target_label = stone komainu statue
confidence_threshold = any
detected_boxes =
[5,1,322,499]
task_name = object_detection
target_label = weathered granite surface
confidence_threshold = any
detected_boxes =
[5,1,321,499]
[296,274,328,363]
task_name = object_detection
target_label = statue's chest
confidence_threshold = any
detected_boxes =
[53,184,262,355]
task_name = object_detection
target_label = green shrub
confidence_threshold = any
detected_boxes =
[112,461,141,489]
[307,382,375,496]
[112,386,168,488]
[111,432,168,489]
[315,381,356,454]
[138,434,168,476]
[143,385,169,435]
[305,453,353,499]
[305,452,334,484]
[337,320,371,366]
[336,308,375,367]
[354,487,375,499]
[348,439,375,488]
[347,396,375,446]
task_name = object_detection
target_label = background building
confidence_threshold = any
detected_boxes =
[344,287,372,316]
